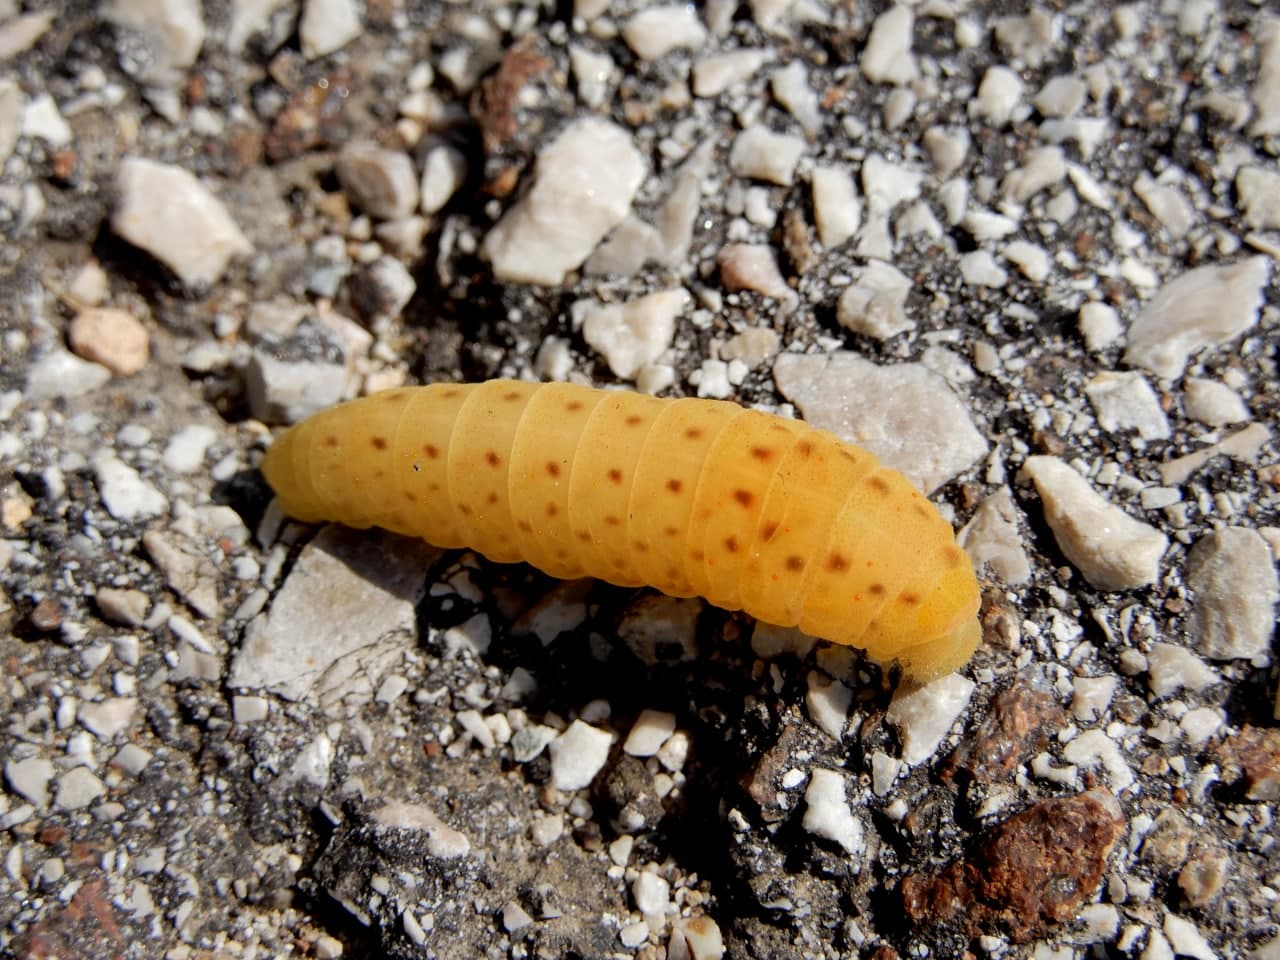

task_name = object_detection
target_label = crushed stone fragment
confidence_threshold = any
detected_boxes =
[1186,527,1278,661]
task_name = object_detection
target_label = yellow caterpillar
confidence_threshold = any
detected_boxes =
[261,380,982,681]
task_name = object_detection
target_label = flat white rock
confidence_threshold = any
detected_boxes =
[860,4,917,85]
[958,486,1031,585]
[26,348,111,401]
[887,672,975,765]
[104,0,204,83]
[1019,456,1167,591]
[1183,378,1249,426]
[974,66,1023,125]
[623,710,677,757]
[1124,257,1271,380]
[773,351,988,493]
[1187,527,1278,661]
[112,157,252,288]
[693,49,772,97]
[622,5,707,60]
[1250,16,1280,138]
[229,526,437,700]
[835,259,912,339]
[300,0,362,59]
[483,119,646,285]
[372,801,471,858]
[1062,729,1134,791]
[93,454,167,521]
[1085,371,1171,440]
[811,166,860,248]
[802,768,863,855]
[1236,166,1280,230]
[1147,642,1218,698]
[577,288,686,379]
[729,124,805,186]
[548,719,614,791]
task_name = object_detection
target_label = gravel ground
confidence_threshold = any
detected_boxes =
[1,1,1279,958]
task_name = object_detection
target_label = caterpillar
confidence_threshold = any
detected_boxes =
[261,380,982,681]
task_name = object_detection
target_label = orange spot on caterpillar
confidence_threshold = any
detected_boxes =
[566,400,584,412]
[625,414,644,426]
[604,515,621,526]
[826,552,850,572]
[487,492,499,505]
[485,451,501,467]
[750,446,775,461]
[664,525,679,537]
[761,521,780,542]
[724,536,740,553]
[690,548,705,563]
[666,479,683,493]
[900,592,920,606]
[797,440,814,457]
[869,583,886,596]
[458,504,473,516]
[503,390,522,401]
[867,475,891,495]
[424,444,440,459]
[546,502,559,517]
[632,540,649,553]
[546,461,561,478]
[373,469,385,479]
[607,468,623,485]
[576,530,592,543]
[943,545,966,568]
[442,388,460,398]
[684,427,703,440]
[733,489,754,508]
[913,503,932,519]
[324,435,340,448]
[404,492,417,502]
[785,555,805,572]
[517,520,533,533]
[428,482,440,492]
[371,436,388,450]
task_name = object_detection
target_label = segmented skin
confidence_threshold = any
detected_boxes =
[261,380,982,680]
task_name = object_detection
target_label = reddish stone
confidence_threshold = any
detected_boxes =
[942,680,1065,784]
[13,878,126,960]
[901,789,1125,943]
[470,39,552,153]
[1214,726,1280,801]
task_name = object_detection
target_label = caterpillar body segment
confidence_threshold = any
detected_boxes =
[261,380,983,681]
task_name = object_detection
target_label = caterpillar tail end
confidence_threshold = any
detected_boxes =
[261,424,328,523]
[894,616,982,684]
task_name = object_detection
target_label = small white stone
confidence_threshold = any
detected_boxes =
[113,157,252,289]
[371,801,471,858]
[811,166,860,248]
[1019,456,1167,591]
[770,60,820,136]
[632,870,670,916]
[21,93,72,147]
[959,250,1007,287]
[1002,145,1066,203]
[958,487,1032,585]
[1125,256,1270,380]
[577,289,686,380]
[1183,379,1249,426]
[836,260,912,339]
[54,767,106,811]
[923,127,969,179]
[501,901,534,933]
[974,66,1023,126]
[619,921,649,948]
[716,244,792,300]
[93,454,167,521]
[1079,302,1122,351]
[623,709,677,757]
[1134,173,1195,239]
[1003,240,1050,283]
[300,0,362,59]
[860,4,917,85]
[1034,74,1087,117]
[26,349,111,401]
[622,5,707,61]
[78,697,137,741]
[802,768,863,854]
[729,124,805,186]
[112,743,153,776]
[1187,527,1278,661]
[870,751,901,796]
[162,424,217,474]
[4,756,55,809]
[337,141,418,221]
[1085,372,1171,440]
[569,46,613,109]
[887,673,975,765]
[1040,117,1111,159]
[861,153,923,209]
[548,719,614,791]
[805,672,851,740]
[692,49,771,98]
[1179,707,1223,746]
[1071,676,1116,723]
[419,144,466,215]
[1062,729,1134,791]
[483,119,646,286]
[1248,17,1280,138]
[1163,913,1218,960]
[232,695,270,723]
[670,916,725,960]
[1147,643,1218,698]
[1236,166,1280,230]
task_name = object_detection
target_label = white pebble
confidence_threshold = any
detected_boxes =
[801,768,863,855]
[548,720,613,791]
[729,124,805,186]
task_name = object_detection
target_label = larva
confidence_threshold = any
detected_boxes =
[261,381,982,681]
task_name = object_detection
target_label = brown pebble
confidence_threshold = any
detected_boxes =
[68,307,150,376]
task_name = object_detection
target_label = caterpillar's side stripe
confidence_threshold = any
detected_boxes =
[262,381,982,680]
